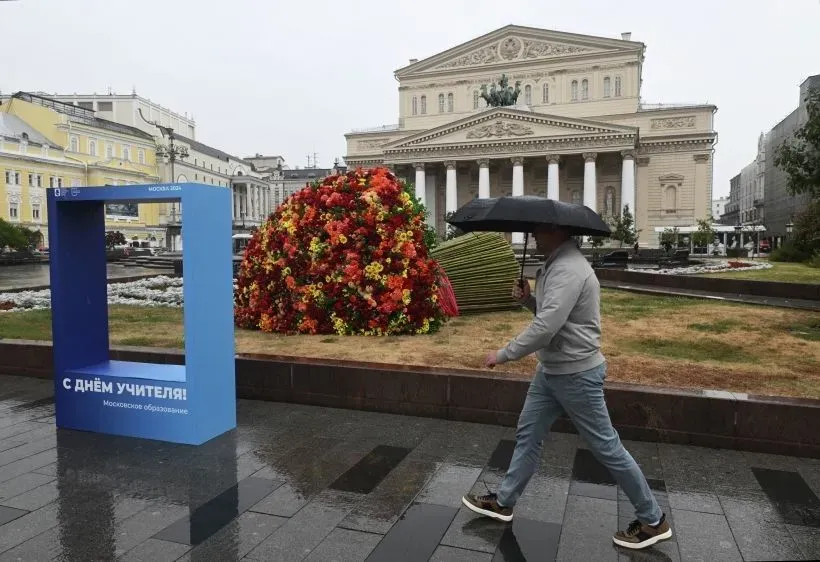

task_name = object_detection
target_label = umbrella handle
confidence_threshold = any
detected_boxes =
[519,232,528,287]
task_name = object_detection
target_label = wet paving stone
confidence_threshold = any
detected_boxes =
[0,373,819,561]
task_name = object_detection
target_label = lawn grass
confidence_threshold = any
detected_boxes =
[1,289,819,399]
[703,260,820,284]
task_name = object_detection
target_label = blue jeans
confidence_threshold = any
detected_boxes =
[497,362,662,524]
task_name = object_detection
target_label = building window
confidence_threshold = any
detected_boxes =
[138,149,145,164]
[571,80,578,101]
[438,93,445,113]
[615,77,622,97]
[122,147,131,161]
[32,204,41,221]
[412,96,418,115]
[524,85,532,106]
[5,171,21,185]
[570,189,582,206]
[9,202,19,219]
[28,173,42,187]
[664,186,677,211]
[447,93,454,112]
[98,101,113,111]
[542,83,549,103]
[420,95,427,114]
[581,79,589,100]
[77,101,93,110]
[473,91,480,109]
[88,139,97,156]
[69,136,79,152]
[49,177,63,188]
[106,144,114,159]
[603,77,611,98]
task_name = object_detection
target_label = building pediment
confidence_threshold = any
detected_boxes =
[384,108,637,151]
[396,25,642,77]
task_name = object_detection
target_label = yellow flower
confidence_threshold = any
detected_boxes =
[338,234,348,245]
[402,289,411,305]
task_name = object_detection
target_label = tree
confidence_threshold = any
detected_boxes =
[659,227,679,254]
[774,87,820,199]
[692,217,715,250]
[0,218,27,250]
[105,231,127,249]
[794,199,820,252]
[610,205,639,247]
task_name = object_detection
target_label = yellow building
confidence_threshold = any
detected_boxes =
[1,92,162,246]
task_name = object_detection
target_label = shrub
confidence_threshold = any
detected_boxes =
[770,243,811,263]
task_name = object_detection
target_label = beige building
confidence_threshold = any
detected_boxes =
[344,25,717,246]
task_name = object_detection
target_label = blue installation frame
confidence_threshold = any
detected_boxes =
[47,183,235,445]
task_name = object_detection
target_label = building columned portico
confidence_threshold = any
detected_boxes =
[344,25,717,246]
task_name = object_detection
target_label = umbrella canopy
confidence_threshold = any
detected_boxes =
[446,196,611,238]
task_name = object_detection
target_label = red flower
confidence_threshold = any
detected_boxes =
[234,167,450,335]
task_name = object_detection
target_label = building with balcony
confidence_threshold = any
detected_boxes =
[344,25,717,246]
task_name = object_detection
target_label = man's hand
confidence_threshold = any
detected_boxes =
[511,279,531,303]
[485,350,500,369]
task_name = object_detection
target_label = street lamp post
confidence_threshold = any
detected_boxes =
[137,110,189,251]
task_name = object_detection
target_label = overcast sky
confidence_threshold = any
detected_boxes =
[2,0,818,197]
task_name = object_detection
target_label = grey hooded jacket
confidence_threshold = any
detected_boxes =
[496,239,605,375]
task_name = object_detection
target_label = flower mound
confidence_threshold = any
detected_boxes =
[234,167,448,335]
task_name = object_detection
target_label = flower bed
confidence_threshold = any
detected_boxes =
[655,260,773,276]
[0,276,183,312]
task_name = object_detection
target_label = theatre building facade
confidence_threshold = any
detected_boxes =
[344,25,717,246]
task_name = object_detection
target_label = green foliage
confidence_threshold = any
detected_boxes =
[659,227,679,254]
[403,180,439,250]
[0,219,34,250]
[692,217,715,248]
[793,199,820,253]
[770,243,811,263]
[609,205,639,247]
[774,87,820,199]
[104,230,127,250]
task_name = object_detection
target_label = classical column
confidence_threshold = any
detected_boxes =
[477,159,490,199]
[231,188,237,221]
[546,155,560,200]
[583,152,597,212]
[413,163,426,206]
[445,161,458,214]
[621,151,636,216]
[511,157,525,244]
[693,154,711,221]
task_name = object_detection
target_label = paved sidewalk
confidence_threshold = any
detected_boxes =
[0,373,818,561]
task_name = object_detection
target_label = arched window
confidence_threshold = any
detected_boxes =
[542,83,549,103]
[122,147,130,161]
[420,95,427,114]
[571,80,578,101]
[524,84,532,106]
[571,189,582,206]
[69,136,79,152]
[581,79,589,100]
[138,149,145,164]
[88,139,97,156]
[447,93,454,112]
[615,77,622,97]
[664,186,677,211]
[411,96,418,115]
[473,90,480,109]
[603,77,611,98]
[438,93,445,113]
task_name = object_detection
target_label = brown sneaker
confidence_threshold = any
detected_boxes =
[613,513,673,549]
[461,492,513,522]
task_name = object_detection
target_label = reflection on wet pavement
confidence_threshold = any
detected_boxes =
[0,263,165,292]
[0,373,819,561]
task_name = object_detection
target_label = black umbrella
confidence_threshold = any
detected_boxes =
[446,196,611,284]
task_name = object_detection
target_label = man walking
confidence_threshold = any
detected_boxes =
[461,225,672,551]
